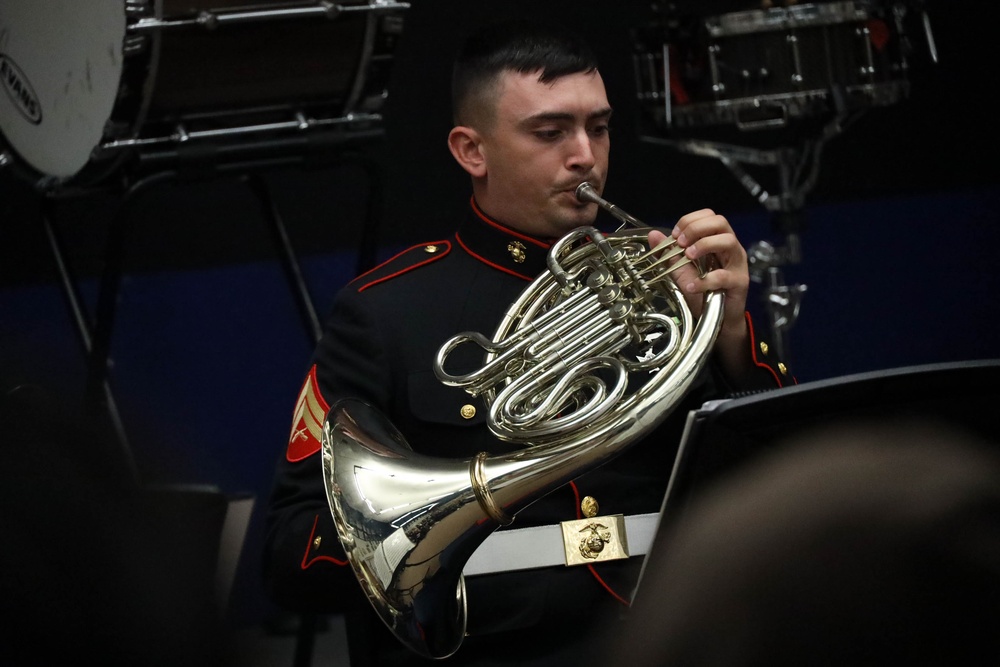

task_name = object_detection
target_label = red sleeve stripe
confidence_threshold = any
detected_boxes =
[745,311,795,387]
[300,514,348,569]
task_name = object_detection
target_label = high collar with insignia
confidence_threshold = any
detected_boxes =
[455,198,554,280]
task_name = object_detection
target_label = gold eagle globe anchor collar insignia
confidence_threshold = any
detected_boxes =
[560,496,630,566]
[507,240,527,264]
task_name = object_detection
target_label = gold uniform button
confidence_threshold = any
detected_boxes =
[460,404,476,419]
[313,536,322,549]
[778,362,788,376]
[424,244,439,253]
[759,341,769,356]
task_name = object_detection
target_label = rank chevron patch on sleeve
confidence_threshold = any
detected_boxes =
[286,365,330,462]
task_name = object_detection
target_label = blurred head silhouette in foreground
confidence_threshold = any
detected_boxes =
[611,418,1000,666]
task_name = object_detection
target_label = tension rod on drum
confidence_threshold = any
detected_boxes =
[99,113,385,152]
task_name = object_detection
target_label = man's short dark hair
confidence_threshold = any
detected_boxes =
[451,19,599,128]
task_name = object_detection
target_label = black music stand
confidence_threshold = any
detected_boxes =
[623,359,1000,663]
[656,359,1000,541]
[628,359,1000,604]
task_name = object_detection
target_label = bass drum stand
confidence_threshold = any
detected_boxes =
[1,0,409,472]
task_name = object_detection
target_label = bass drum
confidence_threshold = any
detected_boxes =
[0,0,408,188]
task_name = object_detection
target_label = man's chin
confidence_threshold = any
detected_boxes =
[550,217,596,238]
[567,206,599,228]
[538,197,597,237]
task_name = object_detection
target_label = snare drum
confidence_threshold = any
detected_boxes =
[0,0,408,187]
[634,1,911,133]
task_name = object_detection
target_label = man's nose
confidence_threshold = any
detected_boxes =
[566,129,596,170]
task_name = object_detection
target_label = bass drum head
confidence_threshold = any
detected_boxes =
[0,0,125,182]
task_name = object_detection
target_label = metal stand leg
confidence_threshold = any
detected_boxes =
[245,173,324,345]
[39,159,384,489]
[243,160,383,667]
[41,207,139,482]
[649,136,835,363]
[747,237,807,364]
[42,172,177,483]
[747,205,808,365]
[353,156,384,277]
[292,613,319,667]
[242,158,385,346]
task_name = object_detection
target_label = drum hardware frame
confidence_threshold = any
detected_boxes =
[36,153,383,481]
[0,0,409,188]
[128,0,410,32]
[97,109,384,153]
[634,1,934,133]
[38,172,181,486]
[130,126,387,177]
[91,0,409,181]
[2,0,400,510]
[641,111,860,363]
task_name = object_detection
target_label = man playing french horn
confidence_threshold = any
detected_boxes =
[263,17,792,665]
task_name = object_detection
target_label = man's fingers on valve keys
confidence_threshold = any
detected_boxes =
[648,227,706,295]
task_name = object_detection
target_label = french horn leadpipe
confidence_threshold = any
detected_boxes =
[321,183,724,659]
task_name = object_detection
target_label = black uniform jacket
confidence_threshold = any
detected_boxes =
[262,198,793,644]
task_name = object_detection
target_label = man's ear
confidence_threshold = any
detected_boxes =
[448,126,487,178]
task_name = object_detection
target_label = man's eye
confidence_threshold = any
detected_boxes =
[535,129,563,141]
[590,124,610,137]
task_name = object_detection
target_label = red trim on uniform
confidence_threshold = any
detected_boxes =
[455,232,536,281]
[301,514,348,569]
[356,240,452,293]
[469,197,552,249]
[570,480,582,518]
[745,311,796,387]
[587,563,632,606]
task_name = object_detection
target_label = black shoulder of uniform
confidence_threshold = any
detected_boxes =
[348,240,452,293]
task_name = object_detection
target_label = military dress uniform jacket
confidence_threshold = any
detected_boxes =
[262,198,793,662]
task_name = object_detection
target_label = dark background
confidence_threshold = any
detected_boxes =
[2,0,998,632]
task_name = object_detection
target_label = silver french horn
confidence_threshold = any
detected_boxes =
[321,183,724,658]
